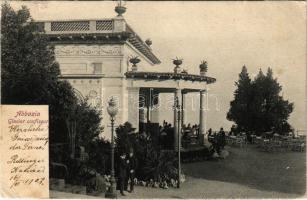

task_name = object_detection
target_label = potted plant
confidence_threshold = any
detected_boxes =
[173,57,183,74]
[115,5,126,16]
[129,56,141,72]
[145,39,152,47]
[199,60,208,76]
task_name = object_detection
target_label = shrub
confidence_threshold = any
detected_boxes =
[87,138,111,175]
[142,149,178,182]
[115,122,134,154]
[114,122,178,184]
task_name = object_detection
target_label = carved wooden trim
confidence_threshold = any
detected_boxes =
[55,45,122,56]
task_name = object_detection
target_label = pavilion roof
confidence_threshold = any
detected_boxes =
[125,71,216,84]
[36,18,161,64]
[125,24,161,64]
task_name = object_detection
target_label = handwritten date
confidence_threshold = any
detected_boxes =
[9,174,45,189]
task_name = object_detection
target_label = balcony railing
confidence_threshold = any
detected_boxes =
[39,19,125,34]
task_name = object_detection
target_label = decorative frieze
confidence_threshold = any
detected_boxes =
[55,45,122,56]
[88,90,102,109]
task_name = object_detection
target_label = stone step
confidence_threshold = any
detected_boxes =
[50,178,87,195]
[63,184,87,195]
[50,178,65,191]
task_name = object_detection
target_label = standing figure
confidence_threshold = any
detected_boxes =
[127,151,137,192]
[218,127,226,150]
[207,128,213,143]
[124,150,137,193]
[230,125,236,136]
[213,132,221,154]
[117,152,128,196]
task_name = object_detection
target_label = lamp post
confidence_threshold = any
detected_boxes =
[105,97,118,199]
[175,96,181,188]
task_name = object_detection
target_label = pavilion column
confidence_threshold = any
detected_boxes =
[146,88,153,123]
[181,92,186,127]
[127,87,140,131]
[139,91,146,133]
[139,106,145,132]
[199,90,206,135]
[150,92,160,123]
[174,88,182,150]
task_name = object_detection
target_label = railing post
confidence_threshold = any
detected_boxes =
[113,18,126,32]
[89,20,96,32]
[45,22,51,33]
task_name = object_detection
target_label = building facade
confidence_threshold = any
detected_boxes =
[39,8,216,147]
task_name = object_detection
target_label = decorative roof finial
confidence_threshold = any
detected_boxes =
[199,60,208,76]
[173,57,183,74]
[115,0,126,16]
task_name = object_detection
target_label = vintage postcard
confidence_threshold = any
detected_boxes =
[1,1,306,199]
[0,105,49,198]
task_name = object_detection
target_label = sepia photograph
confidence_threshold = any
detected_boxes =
[1,1,306,199]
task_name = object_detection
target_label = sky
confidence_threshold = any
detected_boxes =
[10,1,306,132]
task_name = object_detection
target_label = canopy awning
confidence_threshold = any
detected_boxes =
[125,71,216,84]
[125,71,216,93]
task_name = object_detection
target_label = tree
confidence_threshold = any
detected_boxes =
[227,66,294,135]
[1,4,60,104]
[227,66,252,131]
[75,100,103,148]
[1,4,103,160]
[252,68,293,133]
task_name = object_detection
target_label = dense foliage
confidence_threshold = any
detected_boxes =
[227,66,294,135]
[115,122,178,183]
[1,4,60,105]
[142,149,178,182]
[87,138,111,175]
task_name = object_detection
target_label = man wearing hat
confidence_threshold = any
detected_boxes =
[117,151,128,196]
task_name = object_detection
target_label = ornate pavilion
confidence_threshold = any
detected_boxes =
[38,5,216,150]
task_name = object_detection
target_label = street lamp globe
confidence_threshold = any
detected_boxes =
[107,98,118,117]
[105,97,118,198]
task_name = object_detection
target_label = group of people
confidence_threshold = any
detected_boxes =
[117,150,137,196]
[159,121,204,148]
[207,127,226,154]
[159,121,175,149]
[159,120,174,133]
[182,123,200,138]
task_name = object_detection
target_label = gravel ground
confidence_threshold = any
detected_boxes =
[51,145,306,199]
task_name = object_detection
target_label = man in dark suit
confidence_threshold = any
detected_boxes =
[218,127,226,150]
[127,151,137,192]
[117,152,128,196]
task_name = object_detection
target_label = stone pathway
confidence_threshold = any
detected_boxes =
[119,177,302,199]
[51,177,303,199]
[50,190,100,199]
